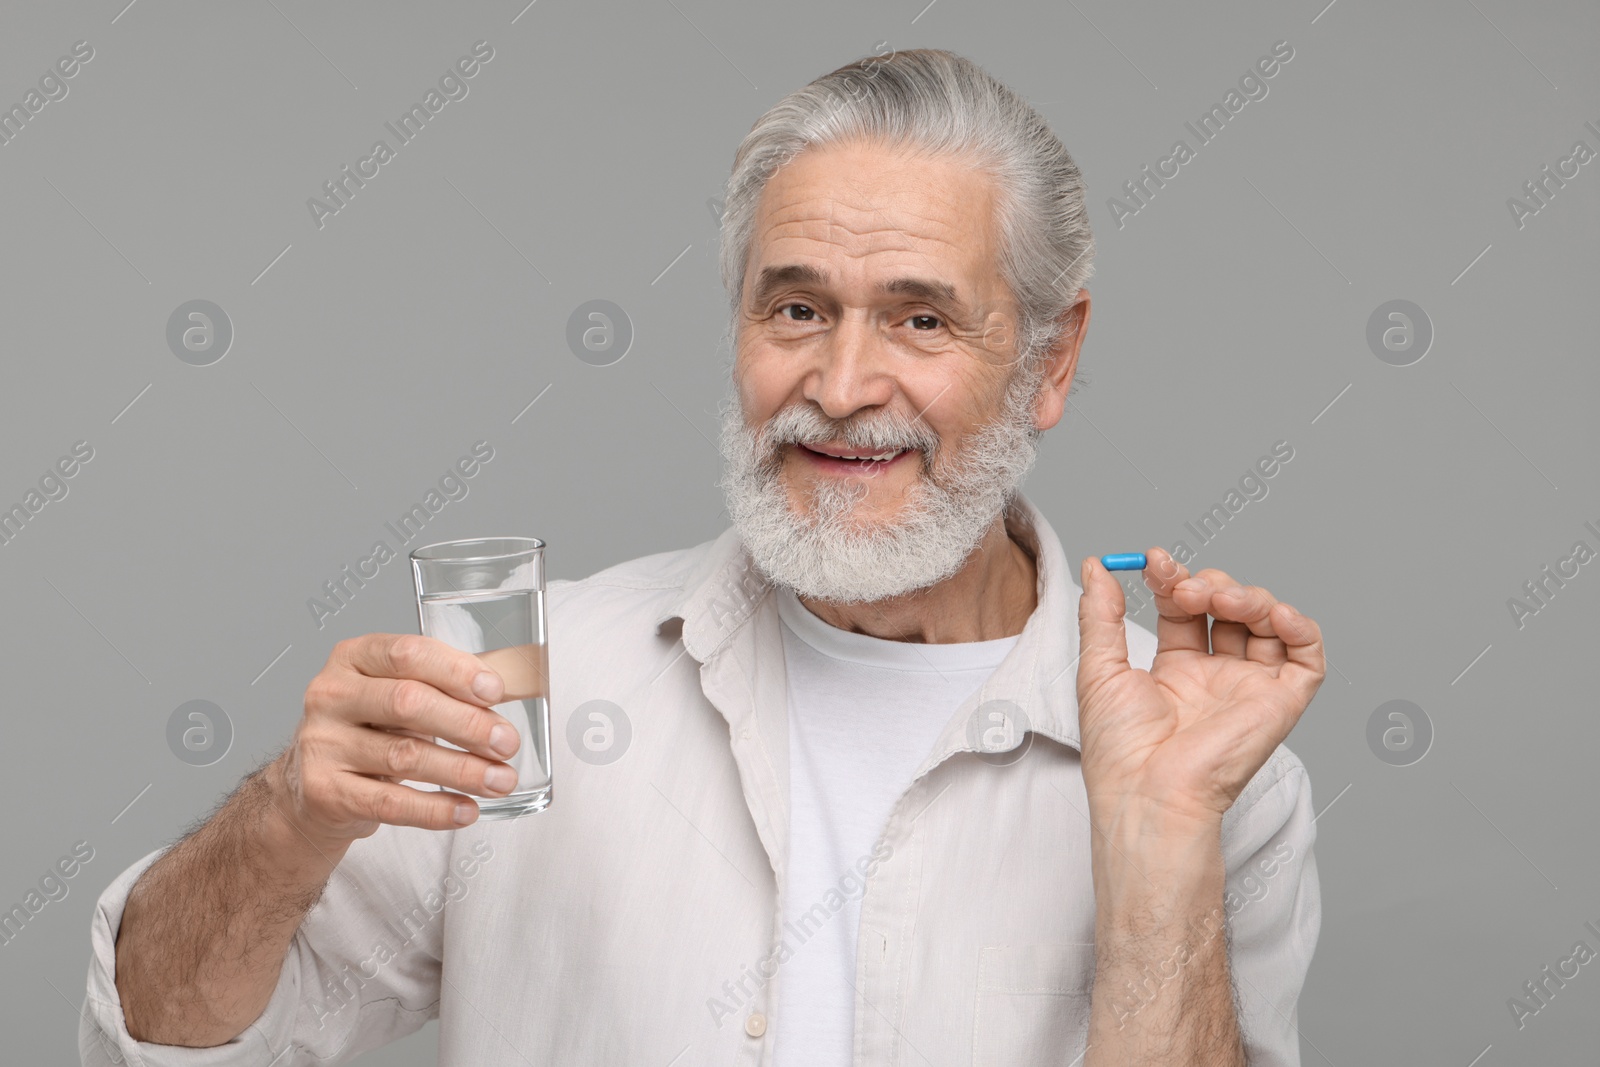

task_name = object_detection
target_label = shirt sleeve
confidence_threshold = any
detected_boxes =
[1218,745,1322,1067]
[80,822,456,1067]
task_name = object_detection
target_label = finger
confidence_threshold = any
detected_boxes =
[342,633,506,706]
[346,727,519,798]
[1077,556,1131,694]
[1208,619,1251,658]
[1206,607,1290,664]
[1272,601,1327,706]
[1140,546,1188,590]
[474,644,547,701]
[1212,586,1291,665]
[1199,579,1297,666]
[378,726,444,783]
[337,774,480,831]
[1174,571,1283,641]
[326,671,521,762]
[1141,547,1208,656]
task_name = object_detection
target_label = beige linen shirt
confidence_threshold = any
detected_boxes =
[80,492,1321,1066]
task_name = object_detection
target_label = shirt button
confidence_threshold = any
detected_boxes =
[744,1011,767,1038]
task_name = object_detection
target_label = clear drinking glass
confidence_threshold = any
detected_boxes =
[409,536,552,819]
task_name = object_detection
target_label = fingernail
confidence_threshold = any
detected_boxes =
[490,723,519,758]
[484,765,517,794]
[473,672,501,702]
[1177,578,1205,592]
[453,802,477,826]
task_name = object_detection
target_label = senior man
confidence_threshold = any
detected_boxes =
[82,48,1324,1066]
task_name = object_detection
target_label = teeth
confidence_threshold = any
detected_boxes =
[825,449,902,461]
[805,444,907,462]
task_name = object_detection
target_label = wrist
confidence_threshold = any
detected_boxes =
[255,759,355,867]
[1087,796,1226,930]
[1087,791,1225,846]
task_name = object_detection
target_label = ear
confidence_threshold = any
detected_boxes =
[1031,288,1091,432]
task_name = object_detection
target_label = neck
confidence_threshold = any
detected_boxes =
[796,502,1039,643]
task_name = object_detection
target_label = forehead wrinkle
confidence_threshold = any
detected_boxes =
[808,190,974,247]
[751,157,1008,322]
[752,231,979,316]
[801,176,991,282]
[830,164,984,238]
[764,163,972,227]
[765,198,968,263]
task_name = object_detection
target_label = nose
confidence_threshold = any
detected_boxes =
[802,312,895,421]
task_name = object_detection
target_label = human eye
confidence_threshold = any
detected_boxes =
[906,313,944,331]
[777,303,819,322]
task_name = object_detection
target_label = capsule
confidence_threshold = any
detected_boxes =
[1100,552,1147,571]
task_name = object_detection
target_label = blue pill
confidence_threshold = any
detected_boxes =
[1100,553,1147,571]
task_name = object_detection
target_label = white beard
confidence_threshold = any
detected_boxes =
[716,366,1045,605]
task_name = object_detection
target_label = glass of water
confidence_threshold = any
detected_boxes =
[409,536,552,819]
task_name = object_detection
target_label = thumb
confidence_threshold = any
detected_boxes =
[1077,555,1131,694]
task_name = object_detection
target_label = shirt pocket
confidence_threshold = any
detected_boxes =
[972,941,1096,1066]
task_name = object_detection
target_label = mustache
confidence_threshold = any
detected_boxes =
[755,404,942,458]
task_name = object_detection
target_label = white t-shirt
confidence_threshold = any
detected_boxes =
[770,583,1020,1066]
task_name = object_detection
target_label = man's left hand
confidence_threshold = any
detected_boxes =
[1075,547,1325,828]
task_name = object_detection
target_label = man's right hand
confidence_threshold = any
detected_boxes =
[112,632,520,1047]
[269,633,522,843]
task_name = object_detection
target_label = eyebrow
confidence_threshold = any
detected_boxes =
[747,263,976,321]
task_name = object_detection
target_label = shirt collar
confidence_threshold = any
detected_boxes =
[652,490,1085,755]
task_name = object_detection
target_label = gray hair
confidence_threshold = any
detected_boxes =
[717,47,1094,395]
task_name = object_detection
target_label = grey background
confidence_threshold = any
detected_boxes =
[1,0,1595,1063]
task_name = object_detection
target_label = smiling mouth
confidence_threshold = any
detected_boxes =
[795,443,917,474]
